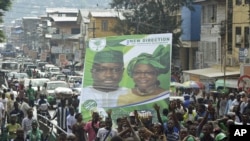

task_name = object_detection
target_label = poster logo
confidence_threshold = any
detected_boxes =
[89,38,106,52]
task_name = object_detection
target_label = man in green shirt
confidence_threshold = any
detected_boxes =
[26,84,35,107]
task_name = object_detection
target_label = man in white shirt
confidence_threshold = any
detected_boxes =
[66,106,76,133]
[96,117,118,141]
[17,98,31,118]
[80,50,128,108]
[22,108,36,139]
[0,101,5,131]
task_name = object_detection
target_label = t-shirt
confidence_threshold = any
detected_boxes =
[27,88,35,100]
[22,117,36,138]
[96,127,118,141]
[6,123,21,139]
[84,121,100,141]
[67,114,77,133]
[0,102,4,118]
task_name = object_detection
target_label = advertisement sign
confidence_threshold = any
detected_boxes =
[80,33,172,122]
[239,48,246,62]
[40,52,47,61]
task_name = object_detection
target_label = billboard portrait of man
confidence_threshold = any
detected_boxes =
[80,50,128,108]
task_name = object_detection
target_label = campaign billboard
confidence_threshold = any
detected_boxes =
[80,33,172,122]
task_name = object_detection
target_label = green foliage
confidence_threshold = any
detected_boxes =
[110,0,194,45]
[0,0,12,42]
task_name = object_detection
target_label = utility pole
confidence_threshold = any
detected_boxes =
[223,0,228,91]
[88,21,97,38]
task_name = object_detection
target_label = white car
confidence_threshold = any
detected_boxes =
[67,76,82,88]
[23,78,50,91]
[45,81,69,97]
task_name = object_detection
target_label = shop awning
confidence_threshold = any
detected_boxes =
[182,67,240,78]
[215,79,238,89]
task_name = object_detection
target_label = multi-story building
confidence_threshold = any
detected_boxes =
[22,17,40,50]
[87,9,125,38]
[45,8,80,66]
[182,0,245,90]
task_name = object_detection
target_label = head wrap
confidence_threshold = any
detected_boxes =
[94,50,123,64]
[127,45,170,77]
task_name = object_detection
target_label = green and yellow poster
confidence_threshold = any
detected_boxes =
[80,33,172,122]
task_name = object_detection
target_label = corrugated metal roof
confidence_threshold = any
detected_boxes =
[51,17,77,22]
[89,10,126,20]
[46,8,78,14]
[183,67,240,78]
[22,17,40,19]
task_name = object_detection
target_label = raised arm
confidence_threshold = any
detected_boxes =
[153,103,163,125]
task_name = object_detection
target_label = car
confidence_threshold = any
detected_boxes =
[24,64,37,72]
[67,76,82,88]
[21,62,34,71]
[45,66,61,78]
[37,61,48,71]
[55,74,67,81]
[23,78,50,92]
[7,72,29,81]
[45,80,69,106]
[50,73,66,81]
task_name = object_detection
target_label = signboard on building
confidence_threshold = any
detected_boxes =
[196,51,204,69]
[59,54,67,67]
[51,46,73,54]
[51,46,62,53]
[23,46,29,55]
[242,65,250,75]
[40,52,47,61]
[32,51,37,60]
[239,48,246,62]
[74,50,82,62]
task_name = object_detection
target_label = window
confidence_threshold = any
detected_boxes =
[245,27,249,48]
[236,0,242,5]
[101,20,108,31]
[71,28,80,34]
[235,27,242,48]
[58,13,62,17]
[56,28,60,34]
[202,4,217,24]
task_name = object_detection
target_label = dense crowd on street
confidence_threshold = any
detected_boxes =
[1,76,250,141]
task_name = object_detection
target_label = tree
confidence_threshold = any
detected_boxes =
[110,0,194,46]
[0,0,12,42]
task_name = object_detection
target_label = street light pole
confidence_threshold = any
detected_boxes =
[224,0,228,91]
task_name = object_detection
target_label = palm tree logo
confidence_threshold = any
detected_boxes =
[89,38,106,51]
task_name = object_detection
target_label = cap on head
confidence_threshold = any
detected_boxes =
[94,50,123,64]
[215,132,227,141]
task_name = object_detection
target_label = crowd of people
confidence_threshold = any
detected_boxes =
[56,88,250,141]
[1,81,250,141]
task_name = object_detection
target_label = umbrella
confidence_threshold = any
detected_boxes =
[170,82,185,88]
[183,81,204,89]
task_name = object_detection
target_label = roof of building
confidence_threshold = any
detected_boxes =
[46,8,78,14]
[182,67,240,78]
[51,17,77,22]
[88,9,126,20]
[22,17,40,20]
